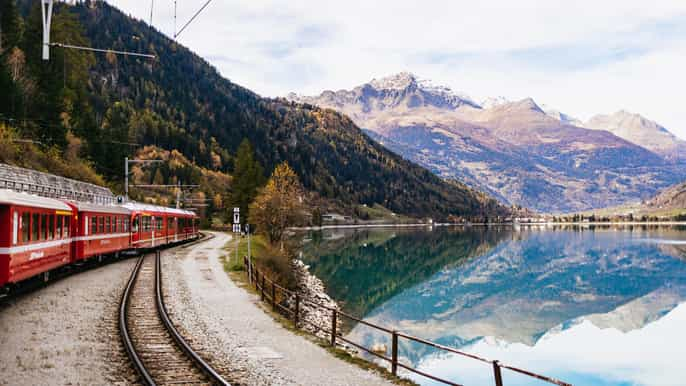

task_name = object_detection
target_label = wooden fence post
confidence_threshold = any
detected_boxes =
[493,360,503,386]
[391,331,398,375]
[261,274,265,301]
[271,282,276,310]
[294,293,300,328]
[331,310,337,347]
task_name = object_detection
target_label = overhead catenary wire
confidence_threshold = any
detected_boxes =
[49,42,156,59]
[174,0,214,39]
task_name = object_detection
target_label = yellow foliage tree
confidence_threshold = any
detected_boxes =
[249,162,304,247]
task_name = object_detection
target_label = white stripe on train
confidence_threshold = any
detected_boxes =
[0,232,197,254]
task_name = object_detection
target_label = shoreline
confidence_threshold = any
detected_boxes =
[290,221,686,231]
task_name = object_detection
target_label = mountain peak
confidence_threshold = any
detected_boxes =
[586,110,686,159]
[369,72,418,90]
[517,97,542,110]
[480,96,511,109]
[541,104,583,126]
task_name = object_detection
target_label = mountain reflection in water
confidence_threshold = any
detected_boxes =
[299,226,686,386]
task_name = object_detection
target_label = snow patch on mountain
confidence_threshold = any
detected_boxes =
[480,96,511,109]
[541,104,583,126]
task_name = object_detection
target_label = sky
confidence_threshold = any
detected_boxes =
[108,0,686,140]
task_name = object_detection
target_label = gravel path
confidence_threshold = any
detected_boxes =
[0,257,137,386]
[163,231,395,386]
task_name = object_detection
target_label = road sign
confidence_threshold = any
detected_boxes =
[233,207,240,233]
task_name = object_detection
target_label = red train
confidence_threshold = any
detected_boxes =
[0,189,198,292]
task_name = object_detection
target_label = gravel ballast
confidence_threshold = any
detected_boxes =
[163,231,395,386]
[0,257,137,386]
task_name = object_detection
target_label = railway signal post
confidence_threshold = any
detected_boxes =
[233,207,240,264]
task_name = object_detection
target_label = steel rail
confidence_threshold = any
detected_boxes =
[155,251,230,385]
[119,234,229,386]
[118,253,155,386]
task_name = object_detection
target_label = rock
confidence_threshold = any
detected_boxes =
[371,343,387,354]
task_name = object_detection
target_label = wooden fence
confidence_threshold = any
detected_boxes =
[243,256,571,386]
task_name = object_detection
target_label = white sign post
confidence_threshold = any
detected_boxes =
[232,207,241,233]
[233,207,240,264]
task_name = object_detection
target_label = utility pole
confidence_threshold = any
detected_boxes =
[125,156,128,197]
[38,0,154,61]
[41,0,54,60]
[176,180,181,209]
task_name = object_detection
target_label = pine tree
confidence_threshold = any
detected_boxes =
[0,0,23,53]
[230,138,265,224]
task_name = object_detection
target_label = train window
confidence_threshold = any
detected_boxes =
[156,217,163,230]
[56,215,62,239]
[63,216,70,238]
[124,217,129,232]
[21,212,30,242]
[98,216,104,234]
[132,216,139,232]
[13,211,18,245]
[168,218,174,230]
[47,214,55,240]
[91,215,97,235]
[105,216,110,234]
[40,214,48,240]
[32,213,39,241]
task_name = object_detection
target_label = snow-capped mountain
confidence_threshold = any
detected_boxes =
[288,73,686,213]
[480,96,511,109]
[289,72,480,123]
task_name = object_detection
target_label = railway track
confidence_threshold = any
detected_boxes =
[119,249,230,386]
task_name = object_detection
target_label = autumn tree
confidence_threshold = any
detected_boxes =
[231,138,265,224]
[249,162,304,247]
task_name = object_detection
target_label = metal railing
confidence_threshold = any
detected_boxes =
[0,163,115,204]
[243,256,572,386]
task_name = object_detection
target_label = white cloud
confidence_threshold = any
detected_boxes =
[107,0,686,139]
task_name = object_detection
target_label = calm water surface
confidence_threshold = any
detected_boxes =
[299,226,686,386]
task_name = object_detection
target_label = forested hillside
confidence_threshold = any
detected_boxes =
[0,0,503,220]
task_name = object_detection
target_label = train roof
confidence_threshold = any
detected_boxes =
[122,202,197,217]
[0,189,73,211]
[66,201,132,215]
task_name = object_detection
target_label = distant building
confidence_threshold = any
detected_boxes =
[322,213,352,222]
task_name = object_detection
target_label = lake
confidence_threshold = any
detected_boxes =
[298,225,686,386]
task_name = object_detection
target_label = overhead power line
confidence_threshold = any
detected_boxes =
[175,0,215,39]
[49,42,156,59]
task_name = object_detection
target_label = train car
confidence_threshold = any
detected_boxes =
[166,208,199,243]
[124,203,198,250]
[0,189,73,288]
[66,202,132,261]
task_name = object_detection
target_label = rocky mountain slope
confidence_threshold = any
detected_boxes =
[645,180,686,211]
[290,73,686,213]
[585,111,686,161]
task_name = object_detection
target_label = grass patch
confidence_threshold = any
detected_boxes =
[225,234,297,289]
